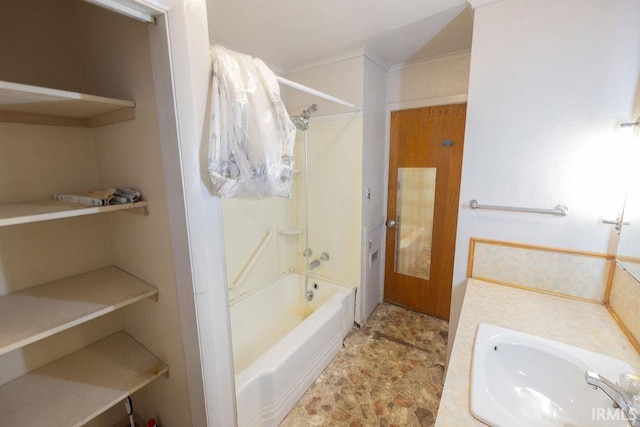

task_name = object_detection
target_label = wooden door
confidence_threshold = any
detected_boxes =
[384,104,466,320]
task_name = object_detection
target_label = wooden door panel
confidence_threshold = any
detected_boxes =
[384,104,466,320]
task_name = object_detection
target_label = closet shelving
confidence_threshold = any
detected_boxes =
[0,199,148,227]
[0,80,136,127]
[0,79,166,424]
[0,266,158,356]
[0,332,168,426]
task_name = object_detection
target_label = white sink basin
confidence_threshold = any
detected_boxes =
[471,324,635,427]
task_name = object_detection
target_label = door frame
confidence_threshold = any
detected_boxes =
[121,1,237,425]
[381,96,469,315]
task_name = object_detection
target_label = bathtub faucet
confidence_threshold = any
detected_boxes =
[309,259,321,270]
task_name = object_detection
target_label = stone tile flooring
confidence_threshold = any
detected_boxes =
[280,303,449,427]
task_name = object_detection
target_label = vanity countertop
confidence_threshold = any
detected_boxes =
[435,278,640,426]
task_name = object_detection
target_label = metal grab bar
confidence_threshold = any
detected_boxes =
[469,199,569,216]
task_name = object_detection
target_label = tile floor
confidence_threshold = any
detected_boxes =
[280,303,449,427]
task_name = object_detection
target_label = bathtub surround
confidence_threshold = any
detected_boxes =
[230,272,355,426]
[223,197,296,302]
[281,303,448,426]
[292,117,363,292]
[223,51,387,326]
[286,52,388,325]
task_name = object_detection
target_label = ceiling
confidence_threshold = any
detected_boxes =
[207,0,473,72]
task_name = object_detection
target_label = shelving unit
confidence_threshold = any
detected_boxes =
[0,5,175,424]
[0,72,164,425]
[0,266,158,356]
[0,332,168,426]
[0,200,148,227]
[0,80,136,127]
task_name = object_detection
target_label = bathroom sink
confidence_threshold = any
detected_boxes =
[470,323,635,427]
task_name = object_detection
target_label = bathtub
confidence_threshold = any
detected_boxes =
[230,272,355,427]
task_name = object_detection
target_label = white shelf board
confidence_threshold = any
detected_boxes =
[0,199,148,227]
[0,332,168,426]
[0,80,135,118]
[0,266,158,356]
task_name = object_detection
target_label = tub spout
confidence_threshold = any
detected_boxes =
[309,259,321,270]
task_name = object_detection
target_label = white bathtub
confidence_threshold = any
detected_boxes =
[230,272,355,427]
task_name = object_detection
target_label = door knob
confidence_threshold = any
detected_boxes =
[386,220,396,228]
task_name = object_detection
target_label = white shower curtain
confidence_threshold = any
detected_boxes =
[208,45,296,198]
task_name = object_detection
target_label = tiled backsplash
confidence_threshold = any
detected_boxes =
[469,238,612,302]
[609,264,640,348]
[468,238,639,354]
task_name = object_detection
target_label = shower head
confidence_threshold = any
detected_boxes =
[291,104,318,131]
[291,115,309,131]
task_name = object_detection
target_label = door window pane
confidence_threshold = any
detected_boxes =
[395,167,436,280]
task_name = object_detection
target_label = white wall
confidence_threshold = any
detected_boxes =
[156,1,237,425]
[0,0,85,92]
[361,55,388,323]
[387,52,470,111]
[363,56,388,228]
[285,55,364,117]
[450,0,640,360]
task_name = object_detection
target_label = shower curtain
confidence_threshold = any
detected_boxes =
[208,45,296,198]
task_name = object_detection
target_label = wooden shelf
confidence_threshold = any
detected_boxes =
[0,200,148,227]
[0,332,168,426]
[0,80,135,127]
[0,266,158,356]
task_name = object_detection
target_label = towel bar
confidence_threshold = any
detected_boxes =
[469,199,568,216]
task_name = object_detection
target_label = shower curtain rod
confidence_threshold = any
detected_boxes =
[275,76,362,112]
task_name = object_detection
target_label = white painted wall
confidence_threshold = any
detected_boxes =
[0,0,85,92]
[285,55,364,117]
[387,52,470,111]
[363,56,388,230]
[361,55,388,323]
[154,0,237,425]
[450,0,640,361]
